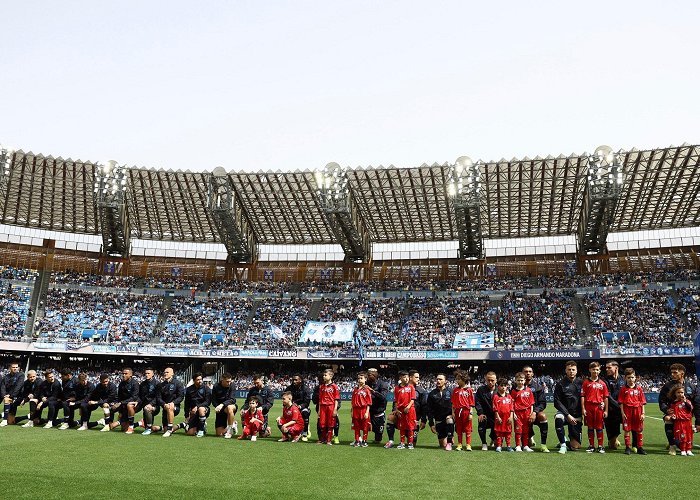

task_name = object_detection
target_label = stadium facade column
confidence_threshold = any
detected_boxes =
[314,162,372,267]
[93,160,131,258]
[206,167,258,264]
[576,146,625,274]
[448,156,485,277]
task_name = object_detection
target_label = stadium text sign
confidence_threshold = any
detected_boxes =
[489,349,600,360]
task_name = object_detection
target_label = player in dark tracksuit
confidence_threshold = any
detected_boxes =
[475,372,498,448]
[426,374,454,450]
[156,368,185,435]
[36,371,62,427]
[79,374,118,430]
[134,368,160,433]
[106,368,140,431]
[658,363,700,453]
[522,365,549,451]
[284,374,312,439]
[243,376,274,436]
[603,361,626,449]
[14,371,41,425]
[57,368,80,429]
[312,377,341,442]
[410,370,428,446]
[212,374,237,437]
[366,369,389,442]
[61,373,93,429]
[553,362,583,452]
[0,361,25,426]
[175,373,211,436]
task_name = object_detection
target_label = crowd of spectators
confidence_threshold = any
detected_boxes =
[497,291,580,349]
[52,271,135,288]
[35,289,161,343]
[0,283,32,340]
[585,289,696,346]
[0,265,38,282]
[248,298,312,348]
[161,296,252,346]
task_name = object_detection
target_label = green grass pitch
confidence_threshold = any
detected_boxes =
[2,403,699,499]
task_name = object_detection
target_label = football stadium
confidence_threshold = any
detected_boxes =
[2,3,700,500]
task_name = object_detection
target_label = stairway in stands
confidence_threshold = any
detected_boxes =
[307,299,323,321]
[571,295,595,344]
[25,270,51,336]
[151,295,175,342]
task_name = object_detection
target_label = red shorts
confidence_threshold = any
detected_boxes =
[398,408,416,431]
[584,403,604,429]
[319,405,336,429]
[622,407,644,432]
[514,409,531,434]
[352,407,369,420]
[454,407,472,433]
[494,411,512,435]
[352,416,370,432]
[284,423,304,437]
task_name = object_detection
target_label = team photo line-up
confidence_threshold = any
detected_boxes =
[1,360,698,455]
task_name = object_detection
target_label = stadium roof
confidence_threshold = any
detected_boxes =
[1,144,699,246]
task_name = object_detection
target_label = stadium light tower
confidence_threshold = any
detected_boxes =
[448,156,484,260]
[314,162,370,263]
[206,167,257,263]
[0,144,13,193]
[94,160,131,257]
[577,145,626,271]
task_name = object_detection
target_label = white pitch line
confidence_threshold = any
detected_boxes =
[645,415,700,448]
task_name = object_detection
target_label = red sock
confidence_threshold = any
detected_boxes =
[588,430,595,446]
[467,432,471,445]
[354,428,360,441]
[597,430,603,447]
[624,433,631,447]
[506,435,511,447]
[496,437,502,447]
[515,435,521,447]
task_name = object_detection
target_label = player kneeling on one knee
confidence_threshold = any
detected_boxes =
[173,373,211,438]
[212,373,238,439]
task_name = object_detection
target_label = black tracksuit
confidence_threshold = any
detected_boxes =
[367,378,390,441]
[184,383,212,432]
[1,371,25,420]
[475,385,497,445]
[426,387,454,444]
[604,375,625,439]
[212,382,237,428]
[553,377,583,447]
[59,377,79,425]
[526,380,549,445]
[37,380,62,423]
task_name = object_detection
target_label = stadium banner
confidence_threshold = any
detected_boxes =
[542,393,658,403]
[396,351,427,360]
[364,351,397,359]
[453,332,495,349]
[268,349,298,358]
[306,349,340,359]
[32,342,67,350]
[600,332,632,344]
[600,346,694,357]
[300,320,356,344]
[426,350,459,359]
[489,349,600,360]
[238,349,269,357]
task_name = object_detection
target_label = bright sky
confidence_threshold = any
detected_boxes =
[1,1,698,172]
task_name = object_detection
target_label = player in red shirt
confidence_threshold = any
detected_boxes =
[666,385,695,456]
[618,368,647,455]
[393,371,416,449]
[581,361,609,453]
[451,370,474,451]
[492,378,514,452]
[238,396,264,441]
[351,371,373,447]
[510,372,535,452]
[317,369,340,446]
[277,391,305,442]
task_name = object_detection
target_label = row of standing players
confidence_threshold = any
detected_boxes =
[1,362,699,454]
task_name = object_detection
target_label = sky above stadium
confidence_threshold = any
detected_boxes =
[1,1,698,172]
